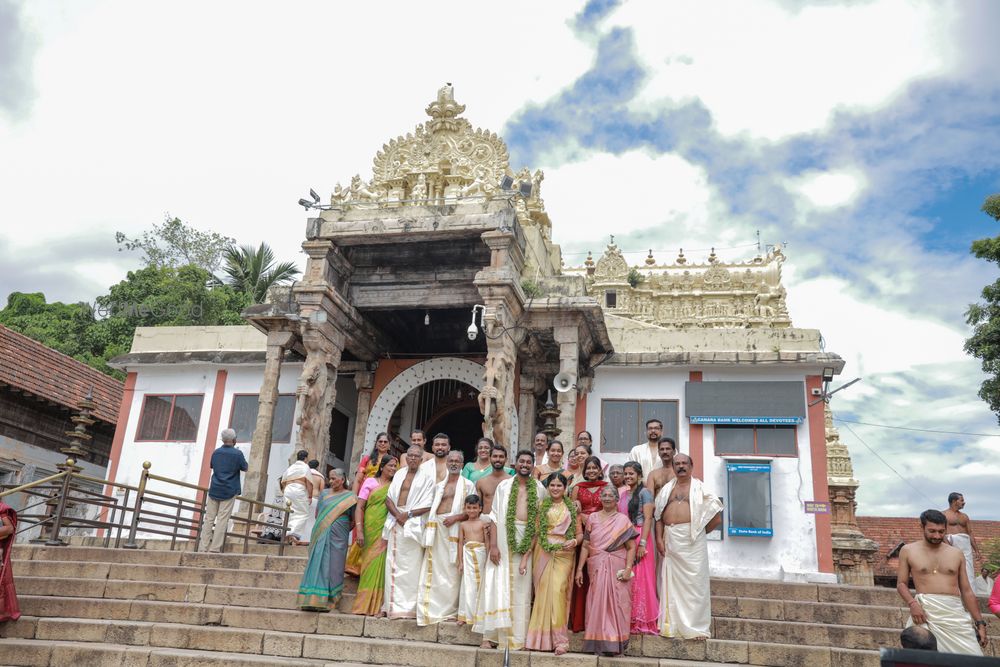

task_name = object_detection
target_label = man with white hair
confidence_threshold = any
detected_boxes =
[198,428,248,553]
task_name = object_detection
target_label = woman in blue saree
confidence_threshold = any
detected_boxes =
[297,468,356,611]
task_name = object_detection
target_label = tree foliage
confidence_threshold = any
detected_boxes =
[964,193,1000,423]
[116,215,234,274]
[222,243,300,303]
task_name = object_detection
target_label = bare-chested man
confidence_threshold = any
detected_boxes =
[411,429,433,463]
[943,492,981,588]
[654,453,723,639]
[475,450,544,650]
[383,445,435,619]
[417,450,474,626]
[532,431,549,468]
[897,509,987,655]
[419,432,451,482]
[475,443,514,515]
[644,437,677,498]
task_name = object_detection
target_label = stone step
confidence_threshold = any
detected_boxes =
[0,638,334,667]
[12,574,932,633]
[0,616,880,667]
[14,558,303,589]
[12,545,307,572]
[62,535,311,556]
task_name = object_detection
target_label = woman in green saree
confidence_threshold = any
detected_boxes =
[297,469,356,611]
[350,453,398,616]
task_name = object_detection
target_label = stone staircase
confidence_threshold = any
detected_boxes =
[1,544,997,667]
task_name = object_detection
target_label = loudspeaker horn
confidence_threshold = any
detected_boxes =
[553,372,576,393]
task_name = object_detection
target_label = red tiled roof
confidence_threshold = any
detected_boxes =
[858,515,1000,578]
[0,324,124,425]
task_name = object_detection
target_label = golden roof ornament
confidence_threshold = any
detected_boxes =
[645,249,656,266]
[708,247,718,264]
[675,248,686,265]
[584,251,594,268]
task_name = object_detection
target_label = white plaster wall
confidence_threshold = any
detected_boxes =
[590,365,833,583]
[114,363,364,506]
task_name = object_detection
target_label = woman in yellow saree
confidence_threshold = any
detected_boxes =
[350,454,397,616]
[345,432,392,575]
[525,472,578,655]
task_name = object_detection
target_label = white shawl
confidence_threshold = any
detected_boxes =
[423,475,476,560]
[281,460,310,484]
[382,465,435,543]
[654,477,723,540]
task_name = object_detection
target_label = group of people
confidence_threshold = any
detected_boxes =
[292,419,723,656]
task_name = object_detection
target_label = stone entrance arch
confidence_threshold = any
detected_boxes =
[362,357,518,456]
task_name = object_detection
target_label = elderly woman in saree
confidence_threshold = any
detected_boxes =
[577,484,638,656]
[350,454,398,616]
[297,469,355,611]
[525,472,579,656]
[619,461,658,634]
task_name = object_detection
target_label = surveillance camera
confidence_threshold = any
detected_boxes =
[467,323,478,341]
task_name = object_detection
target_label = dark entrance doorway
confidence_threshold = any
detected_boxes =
[424,404,484,462]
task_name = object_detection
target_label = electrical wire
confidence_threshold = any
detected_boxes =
[833,418,1000,439]
[837,421,937,506]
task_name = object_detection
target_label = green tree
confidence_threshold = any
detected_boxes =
[222,243,300,303]
[965,193,1000,423]
[0,292,104,365]
[116,215,234,274]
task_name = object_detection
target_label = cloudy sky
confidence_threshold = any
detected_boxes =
[2,0,999,519]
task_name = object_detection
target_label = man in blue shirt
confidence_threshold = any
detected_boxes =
[198,428,248,553]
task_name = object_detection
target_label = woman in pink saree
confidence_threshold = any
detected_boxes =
[618,461,658,634]
[525,472,578,655]
[0,501,20,622]
[577,485,637,656]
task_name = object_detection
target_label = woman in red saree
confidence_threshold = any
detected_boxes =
[569,455,607,632]
[577,485,637,656]
[0,501,20,622]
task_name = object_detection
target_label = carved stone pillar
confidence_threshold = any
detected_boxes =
[518,375,539,448]
[350,369,375,477]
[475,229,526,453]
[553,325,580,441]
[246,329,296,503]
[295,323,345,462]
[826,405,877,586]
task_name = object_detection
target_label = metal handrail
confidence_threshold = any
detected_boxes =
[0,468,71,500]
[3,458,293,553]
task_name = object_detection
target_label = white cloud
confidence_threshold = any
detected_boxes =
[542,148,735,249]
[1,0,593,302]
[787,169,867,211]
[605,0,958,140]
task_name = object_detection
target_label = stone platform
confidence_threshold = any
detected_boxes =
[2,545,998,666]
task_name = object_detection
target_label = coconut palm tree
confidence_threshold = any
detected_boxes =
[222,243,300,303]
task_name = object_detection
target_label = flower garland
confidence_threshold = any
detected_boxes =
[538,495,577,553]
[506,478,538,554]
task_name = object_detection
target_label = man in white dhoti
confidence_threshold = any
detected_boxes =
[654,453,723,640]
[897,509,988,655]
[302,459,326,542]
[279,450,314,541]
[973,566,995,598]
[628,418,665,476]
[418,433,451,483]
[943,492,981,590]
[474,450,544,650]
[417,451,474,626]
[383,445,435,619]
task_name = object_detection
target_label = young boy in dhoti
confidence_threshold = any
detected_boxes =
[457,494,487,627]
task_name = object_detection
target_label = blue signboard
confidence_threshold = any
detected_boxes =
[726,462,774,538]
[690,416,803,425]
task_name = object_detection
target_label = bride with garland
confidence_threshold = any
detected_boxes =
[524,472,579,655]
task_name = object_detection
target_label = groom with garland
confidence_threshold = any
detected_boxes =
[474,449,545,650]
